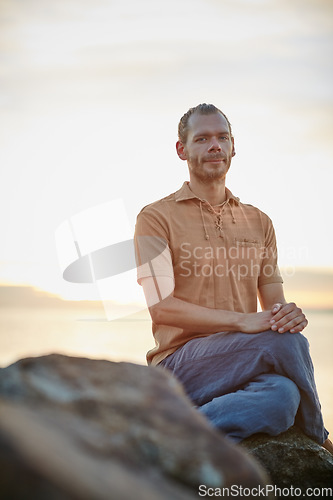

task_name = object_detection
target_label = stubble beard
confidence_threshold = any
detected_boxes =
[189,156,231,184]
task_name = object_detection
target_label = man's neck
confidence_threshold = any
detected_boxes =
[188,178,227,206]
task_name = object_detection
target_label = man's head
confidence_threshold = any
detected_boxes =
[178,103,233,144]
[176,104,235,184]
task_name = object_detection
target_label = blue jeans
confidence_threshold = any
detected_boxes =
[160,330,328,444]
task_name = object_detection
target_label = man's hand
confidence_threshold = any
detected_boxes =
[270,302,308,334]
[241,310,274,334]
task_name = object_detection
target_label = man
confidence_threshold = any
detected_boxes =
[134,103,332,452]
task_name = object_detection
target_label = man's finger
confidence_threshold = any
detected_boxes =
[274,317,308,333]
[272,303,283,314]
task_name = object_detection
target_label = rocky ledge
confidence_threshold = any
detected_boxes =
[0,354,269,499]
[242,426,333,491]
[0,354,332,499]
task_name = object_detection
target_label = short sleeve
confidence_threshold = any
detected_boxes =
[258,216,283,287]
[134,208,174,286]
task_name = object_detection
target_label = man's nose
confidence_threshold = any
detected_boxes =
[208,138,221,151]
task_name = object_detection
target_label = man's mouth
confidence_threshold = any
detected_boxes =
[204,156,225,163]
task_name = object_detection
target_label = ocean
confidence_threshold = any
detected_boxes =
[1,305,332,434]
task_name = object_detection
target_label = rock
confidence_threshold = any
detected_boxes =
[242,427,333,491]
[0,354,270,499]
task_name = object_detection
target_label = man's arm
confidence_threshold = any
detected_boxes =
[142,276,275,334]
[258,282,308,333]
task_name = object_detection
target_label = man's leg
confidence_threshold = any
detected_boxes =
[161,330,328,444]
[198,373,300,442]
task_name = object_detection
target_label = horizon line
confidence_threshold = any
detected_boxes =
[0,273,333,312]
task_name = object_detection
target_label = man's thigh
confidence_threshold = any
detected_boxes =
[162,330,305,406]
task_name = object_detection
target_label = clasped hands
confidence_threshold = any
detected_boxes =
[270,302,308,334]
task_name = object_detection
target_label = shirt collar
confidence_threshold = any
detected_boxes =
[175,181,240,205]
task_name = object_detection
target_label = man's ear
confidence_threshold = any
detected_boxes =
[231,137,236,157]
[176,141,187,160]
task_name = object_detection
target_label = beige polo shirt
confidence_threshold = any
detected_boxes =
[134,181,283,365]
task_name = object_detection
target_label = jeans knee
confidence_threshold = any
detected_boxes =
[285,331,309,350]
[268,375,300,429]
[276,376,300,408]
[265,331,310,360]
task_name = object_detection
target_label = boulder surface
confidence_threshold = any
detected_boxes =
[0,354,269,499]
[242,426,333,491]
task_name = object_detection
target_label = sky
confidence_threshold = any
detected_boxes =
[1,0,333,302]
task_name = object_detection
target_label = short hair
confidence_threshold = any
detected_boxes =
[178,103,233,144]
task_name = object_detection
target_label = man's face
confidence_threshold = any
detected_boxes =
[177,112,235,183]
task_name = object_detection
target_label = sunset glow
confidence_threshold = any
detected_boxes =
[1,0,332,303]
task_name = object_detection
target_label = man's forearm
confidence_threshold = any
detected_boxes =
[150,295,273,334]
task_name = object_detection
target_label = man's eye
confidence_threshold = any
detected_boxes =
[196,137,206,142]
[220,136,228,140]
